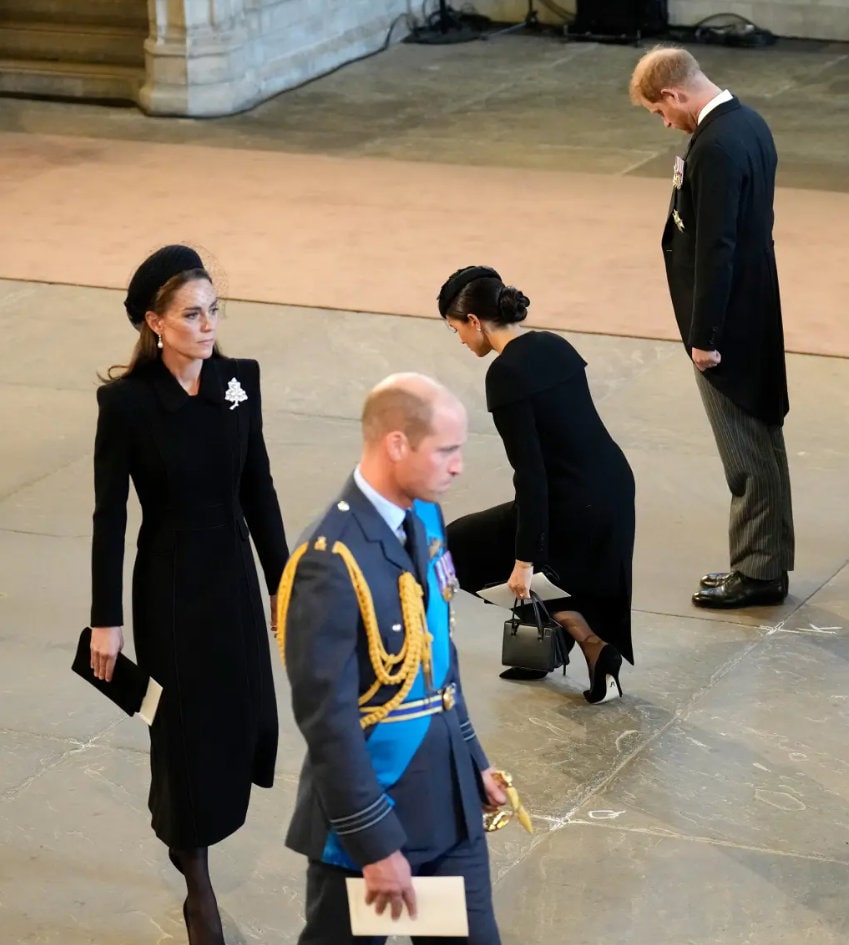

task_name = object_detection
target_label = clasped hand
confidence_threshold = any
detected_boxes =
[692,347,721,372]
[508,560,533,600]
[90,626,124,682]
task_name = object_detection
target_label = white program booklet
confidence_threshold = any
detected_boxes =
[476,571,570,610]
[137,678,163,726]
[346,876,468,937]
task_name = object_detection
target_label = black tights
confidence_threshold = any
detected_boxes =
[169,847,225,945]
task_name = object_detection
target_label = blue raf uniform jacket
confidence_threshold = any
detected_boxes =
[282,475,490,869]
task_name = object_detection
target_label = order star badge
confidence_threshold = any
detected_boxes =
[224,377,248,410]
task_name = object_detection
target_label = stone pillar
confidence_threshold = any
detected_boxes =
[140,0,261,116]
[139,0,409,117]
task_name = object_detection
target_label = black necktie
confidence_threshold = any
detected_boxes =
[402,510,427,590]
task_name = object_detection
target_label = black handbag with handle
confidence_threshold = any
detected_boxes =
[501,593,570,674]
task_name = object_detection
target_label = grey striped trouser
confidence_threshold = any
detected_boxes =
[695,368,795,579]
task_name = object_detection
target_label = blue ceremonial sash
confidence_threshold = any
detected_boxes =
[320,500,453,869]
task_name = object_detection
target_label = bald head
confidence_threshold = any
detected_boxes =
[362,373,463,448]
[359,373,466,505]
[629,46,705,104]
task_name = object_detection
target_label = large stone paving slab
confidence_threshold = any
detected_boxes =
[493,822,849,945]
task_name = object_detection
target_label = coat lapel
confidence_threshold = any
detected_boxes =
[406,512,430,601]
[150,357,188,412]
[341,476,409,571]
[199,357,227,406]
[687,97,740,153]
[149,355,227,412]
[212,358,247,494]
[341,477,428,602]
[667,99,741,226]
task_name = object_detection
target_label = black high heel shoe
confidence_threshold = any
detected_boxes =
[182,897,226,945]
[584,645,623,704]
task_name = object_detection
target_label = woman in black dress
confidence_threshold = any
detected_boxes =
[89,245,289,944]
[437,266,635,704]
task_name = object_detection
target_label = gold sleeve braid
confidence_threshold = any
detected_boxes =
[276,537,433,729]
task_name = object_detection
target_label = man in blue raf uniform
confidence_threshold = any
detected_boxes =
[277,373,506,944]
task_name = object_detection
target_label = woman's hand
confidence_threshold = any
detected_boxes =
[90,626,124,682]
[508,560,533,600]
[269,593,278,635]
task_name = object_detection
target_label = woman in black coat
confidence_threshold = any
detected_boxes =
[89,245,288,944]
[438,266,635,704]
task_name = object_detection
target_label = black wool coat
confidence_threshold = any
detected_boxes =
[90,355,288,848]
[662,98,790,426]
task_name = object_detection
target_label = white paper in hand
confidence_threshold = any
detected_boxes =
[346,876,468,937]
[476,572,570,610]
[137,678,163,726]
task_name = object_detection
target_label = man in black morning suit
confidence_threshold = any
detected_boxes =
[277,373,506,944]
[630,46,794,609]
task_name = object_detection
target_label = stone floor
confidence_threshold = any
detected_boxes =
[2,34,849,189]
[1,33,849,945]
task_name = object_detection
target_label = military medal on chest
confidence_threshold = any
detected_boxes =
[672,155,685,190]
[434,550,460,602]
[671,155,686,232]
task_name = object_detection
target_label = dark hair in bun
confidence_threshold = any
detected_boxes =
[495,286,530,324]
[438,266,530,328]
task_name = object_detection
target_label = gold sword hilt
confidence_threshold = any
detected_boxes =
[483,770,534,834]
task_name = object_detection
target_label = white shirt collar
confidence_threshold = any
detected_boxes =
[353,465,407,540]
[698,89,733,125]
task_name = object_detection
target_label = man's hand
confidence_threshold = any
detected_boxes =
[692,347,721,372]
[481,767,509,812]
[507,560,533,600]
[362,850,416,920]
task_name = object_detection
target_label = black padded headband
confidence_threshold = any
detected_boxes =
[437,265,501,316]
[124,244,205,328]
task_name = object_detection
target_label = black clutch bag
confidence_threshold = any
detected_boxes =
[501,594,570,674]
[72,627,160,721]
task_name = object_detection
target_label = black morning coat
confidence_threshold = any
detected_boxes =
[662,97,790,426]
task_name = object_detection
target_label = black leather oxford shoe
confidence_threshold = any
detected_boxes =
[692,571,789,608]
[699,571,732,589]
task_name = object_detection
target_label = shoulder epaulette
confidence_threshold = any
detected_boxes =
[302,499,356,553]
